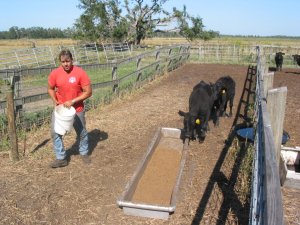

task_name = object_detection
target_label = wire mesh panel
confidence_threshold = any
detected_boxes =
[52,43,101,65]
[259,45,300,69]
[190,44,257,65]
[0,46,56,69]
[102,42,132,63]
[0,51,21,69]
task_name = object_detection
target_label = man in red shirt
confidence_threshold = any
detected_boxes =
[48,49,92,168]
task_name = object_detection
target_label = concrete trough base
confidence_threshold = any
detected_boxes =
[281,146,300,189]
[117,127,188,220]
[123,204,171,220]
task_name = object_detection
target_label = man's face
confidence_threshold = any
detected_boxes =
[60,55,73,72]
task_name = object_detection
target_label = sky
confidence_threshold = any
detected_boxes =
[0,0,299,37]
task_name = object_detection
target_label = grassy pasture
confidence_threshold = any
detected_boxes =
[143,36,300,47]
[0,38,78,52]
[0,36,300,53]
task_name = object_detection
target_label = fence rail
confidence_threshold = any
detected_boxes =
[0,45,190,133]
[249,46,284,225]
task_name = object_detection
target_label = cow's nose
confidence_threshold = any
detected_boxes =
[199,130,206,138]
[185,133,191,138]
[184,131,192,138]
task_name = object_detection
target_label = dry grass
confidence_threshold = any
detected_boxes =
[0,64,252,224]
[1,36,300,53]
[0,38,79,52]
[142,36,300,47]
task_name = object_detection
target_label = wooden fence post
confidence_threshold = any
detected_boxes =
[267,87,287,168]
[186,45,190,61]
[155,50,160,61]
[136,57,142,87]
[6,75,19,161]
[167,48,173,71]
[155,50,160,76]
[112,65,118,93]
[263,72,274,97]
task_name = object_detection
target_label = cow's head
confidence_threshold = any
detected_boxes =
[276,52,285,57]
[211,82,225,105]
[178,110,205,141]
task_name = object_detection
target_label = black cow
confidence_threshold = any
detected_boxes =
[178,81,216,142]
[213,76,236,126]
[292,54,300,66]
[275,52,285,71]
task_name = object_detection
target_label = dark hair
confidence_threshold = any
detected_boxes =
[58,49,73,60]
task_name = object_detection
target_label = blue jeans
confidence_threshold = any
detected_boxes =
[51,110,89,160]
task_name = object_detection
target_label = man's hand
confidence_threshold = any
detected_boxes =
[63,100,74,108]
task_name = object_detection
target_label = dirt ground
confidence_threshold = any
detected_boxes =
[0,64,299,225]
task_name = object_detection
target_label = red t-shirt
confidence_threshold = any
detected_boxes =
[48,66,91,112]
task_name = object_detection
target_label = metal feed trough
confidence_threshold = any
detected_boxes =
[117,127,188,220]
[281,146,300,189]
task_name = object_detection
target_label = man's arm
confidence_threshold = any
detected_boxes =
[64,84,92,108]
[48,84,58,106]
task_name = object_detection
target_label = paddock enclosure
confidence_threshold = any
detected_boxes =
[0,62,299,224]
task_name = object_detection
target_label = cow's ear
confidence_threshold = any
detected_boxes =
[178,110,186,117]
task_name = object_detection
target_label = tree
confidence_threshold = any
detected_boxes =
[173,5,219,42]
[8,26,20,39]
[74,0,128,42]
[73,0,218,44]
[124,0,170,45]
[0,27,69,39]
[74,0,170,44]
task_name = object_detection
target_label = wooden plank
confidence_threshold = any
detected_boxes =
[0,80,118,110]
[261,94,284,225]
[263,72,274,97]
[267,87,287,167]
[256,58,284,224]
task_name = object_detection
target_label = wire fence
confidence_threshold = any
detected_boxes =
[2,42,299,70]
[189,44,300,68]
[0,42,132,70]
[0,45,190,146]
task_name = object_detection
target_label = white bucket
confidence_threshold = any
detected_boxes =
[54,105,76,135]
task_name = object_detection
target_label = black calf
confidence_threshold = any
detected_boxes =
[292,54,300,66]
[275,52,285,71]
[179,81,215,142]
[213,76,236,126]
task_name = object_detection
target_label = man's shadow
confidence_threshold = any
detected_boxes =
[66,129,108,158]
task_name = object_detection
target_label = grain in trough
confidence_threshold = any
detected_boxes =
[117,127,188,220]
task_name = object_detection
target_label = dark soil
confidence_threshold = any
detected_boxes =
[0,64,299,225]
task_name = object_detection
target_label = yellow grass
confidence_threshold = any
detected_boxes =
[142,36,300,47]
[0,37,299,53]
[0,38,79,52]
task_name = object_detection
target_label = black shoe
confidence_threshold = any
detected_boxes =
[49,159,68,168]
[81,155,91,165]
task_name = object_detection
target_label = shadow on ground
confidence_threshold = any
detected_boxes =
[67,129,108,157]
[191,65,257,225]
